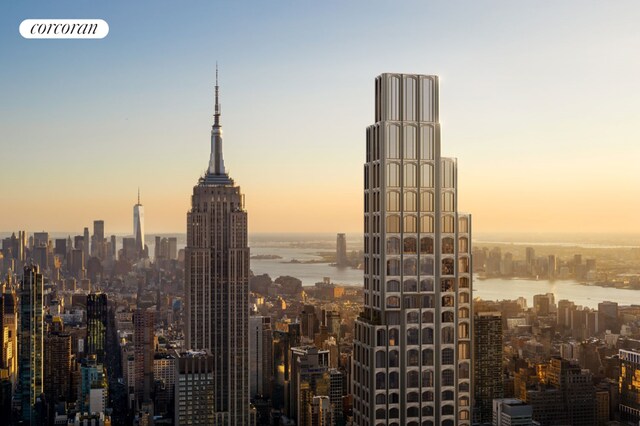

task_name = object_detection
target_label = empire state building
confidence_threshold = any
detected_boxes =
[185,69,250,424]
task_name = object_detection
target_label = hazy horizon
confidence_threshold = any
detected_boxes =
[2,1,640,234]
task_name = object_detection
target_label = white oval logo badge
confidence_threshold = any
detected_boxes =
[20,19,109,39]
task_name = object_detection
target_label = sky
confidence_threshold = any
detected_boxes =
[1,1,639,235]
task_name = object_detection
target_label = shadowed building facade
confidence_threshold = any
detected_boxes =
[185,69,250,424]
[352,73,472,426]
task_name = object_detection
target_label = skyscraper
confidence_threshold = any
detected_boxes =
[474,312,503,424]
[336,233,348,267]
[87,293,108,364]
[184,68,250,424]
[134,307,155,410]
[18,264,44,423]
[352,73,472,426]
[134,189,145,256]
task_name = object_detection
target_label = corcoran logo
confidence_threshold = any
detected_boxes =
[19,19,109,39]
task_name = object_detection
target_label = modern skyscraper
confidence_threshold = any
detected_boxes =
[92,220,105,259]
[44,317,72,408]
[87,293,108,364]
[249,315,273,399]
[134,307,155,410]
[134,189,145,256]
[474,312,503,424]
[184,68,250,424]
[619,349,640,422]
[18,264,44,423]
[352,73,472,426]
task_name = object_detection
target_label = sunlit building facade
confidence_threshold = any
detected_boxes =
[352,73,472,426]
[619,349,640,422]
[184,69,250,424]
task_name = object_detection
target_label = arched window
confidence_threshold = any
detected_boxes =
[459,396,470,406]
[407,371,419,388]
[408,349,419,366]
[441,278,454,292]
[459,382,470,393]
[442,237,454,254]
[442,296,455,307]
[389,372,399,389]
[376,408,386,419]
[422,391,434,402]
[459,362,470,379]
[403,258,417,275]
[420,278,434,292]
[442,326,455,344]
[459,307,469,318]
[420,257,434,275]
[387,191,400,212]
[458,322,469,339]
[422,311,434,323]
[420,191,433,212]
[389,408,399,419]
[403,237,417,254]
[421,370,433,387]
[459,277,469,288]
[387,280,400,292]
[404,163,417,187]
[387,163,400,186]
[387,237,400,254]
[407,392,419,403]
[404,191,417,212]
[375,351,386,368]
[420,124,434,159]
[375,393,386,404]
[387,296,400,308]
[422,327,434,344]
[420,237,433,254]
[459,342,470,359]
[458,237,468,253]
[442,390,454,401]
[442,420,454,426]
[404,215,417,233]
[422,421,434,426]
[420,215,434,233]
[459,216,469,233]
[442,404,454,415]
[404,279,417,292]
[387,124,400,158]
[389,348,399,364]
[459,292,470,304]
[420,163,433,187]
[442,348,454,365]
[442,258,454,275]
[376,329,386,346]
[442,311,454,323]
[459,257,469,274]
[442,215,455,233]
[442,191,454,212]
[404,124,417,158]
[422,295,434,308]
[407,311,419,323]
[459,410,470,420]
[376,372,386,389]
[389,392,399,403]
[407,328,419,345]
[387,259,400,275]
[422,406,434,416]
[422,349,434,366]
[387,215,400,233]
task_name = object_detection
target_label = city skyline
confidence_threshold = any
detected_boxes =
[2,1,640,234]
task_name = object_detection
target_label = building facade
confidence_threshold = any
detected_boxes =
[474,312,503,424]
[175,350,215,426]
[87,293,108,364]
[184,70,250,424]
[352,73,472,426]
[619,349,640,422]
[18,264,44,423]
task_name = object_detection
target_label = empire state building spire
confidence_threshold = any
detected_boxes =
[208,64,226,176]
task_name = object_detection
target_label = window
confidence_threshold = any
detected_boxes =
[403,258,417,275]
[375,351,386,367]
[422,327,434,344]
[387,296,400,308]
[442,215,455,233]
[459,257,469,274]
[404,125,417,158]
[459,362,470,379]
[422,349,434,366]
[408,349,419,366]
[376,393,386,404]
[422,295,434,308]
[387,215,400,233]
[420,215,434,233]
[442,258,454,275]
[441,278,455,292]
[422,391,434,402]
[459,292,470,304]
[403,237,417,254]
[442,191,454,212]
[389,372,399,389]
[376,372,386,389]
[376,408,386,419]
[404,191,417,212]
[404,77,417,121]
[442,390,454,401]
[459,216,469,233]
[420,77,434,122]
[442,237,454,254]
[442,296,454,307]
[377,329,386,346]
[420,237,433,254]
[442,311,454,323]
[441,159,455,188]
[442,326,454,343]
[420,191,434,212]
[407,392,419,403]
[442,348,454,365]
[387,280,400,292]
[458,237,468,253]
[387,259,400,275]
[420,163,433,188]
[404,163,417,187]
[404,279,417,292]
[407,328,419,345]
[404,216,417,233]
[458,322,469,339]
[387,237,400,254]
[422,311,434,323]
[420,257,434,275]
[389,348,399,364]
[422,370,433,387]
[459,342,470,359]
[387,191,400,212]
[459,307,469,318]
[420,278,434,292]
[442,370,454,387]
[407,371,419,388]
[387,163,400,187]
[459,277,469,289]
[407,311,419,323]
